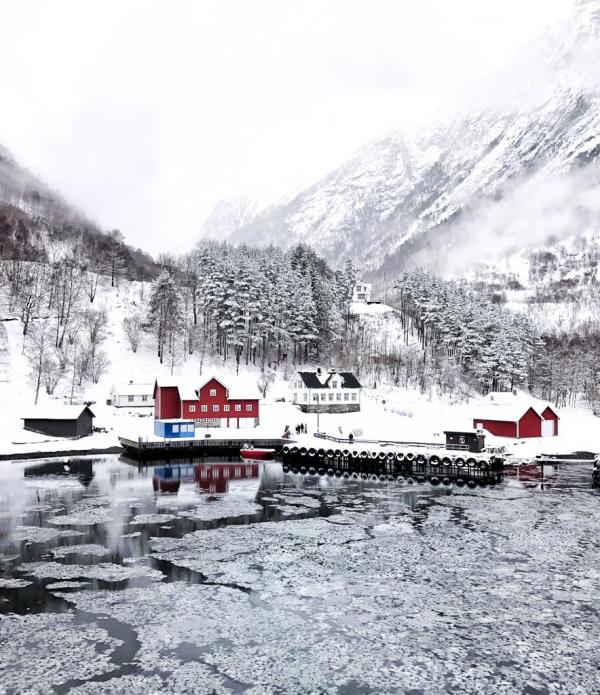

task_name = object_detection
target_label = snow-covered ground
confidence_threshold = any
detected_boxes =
[1,277,598,459]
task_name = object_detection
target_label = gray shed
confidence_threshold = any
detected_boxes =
[22,405,95,439]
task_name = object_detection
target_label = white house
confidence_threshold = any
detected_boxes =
[110,382,154,408]
[352,281,372,303]
[290,369,362,413]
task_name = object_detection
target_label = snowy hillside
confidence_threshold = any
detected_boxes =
[228,0,600,274]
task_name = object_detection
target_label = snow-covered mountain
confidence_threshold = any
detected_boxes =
[0,143,92,226]
[229,0,600,274]
[199,195,261,241]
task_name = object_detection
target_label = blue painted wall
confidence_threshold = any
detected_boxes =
[154,420,195,439]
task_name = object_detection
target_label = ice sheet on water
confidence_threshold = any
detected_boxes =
[0,613,121,693]
[129,513,177,525]
[0,577,32,588]
[177,497,262,522]
[49,508,115,525]
[19,561,164,582]
[46,581,92,590]
[50,544,111,558]
[11,525,85,542]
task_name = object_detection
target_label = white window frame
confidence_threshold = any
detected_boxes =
[224,404,230,412]
[210,388,217,396]
[246,404,252,412]
[172,424,180,433]
[213,404,219,412]
[189,405,196,413]
[351,393,357,401]
[235,404,241,412]
[201,405,208,412]
[344,393,349,401]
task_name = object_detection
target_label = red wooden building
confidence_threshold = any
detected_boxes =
[153,376,260,428]
[473,398,559,439]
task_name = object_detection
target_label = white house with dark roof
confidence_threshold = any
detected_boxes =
[352,281,372,303]
[290,368,362,413]
[110,382,154,408]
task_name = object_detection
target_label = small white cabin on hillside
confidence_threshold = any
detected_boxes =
[290,369,362,413]
[352,282,372,303]
[110,382,154,408]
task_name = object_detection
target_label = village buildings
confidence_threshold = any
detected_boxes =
[290,369,362,413]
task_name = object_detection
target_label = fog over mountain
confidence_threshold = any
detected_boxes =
[222,0,600,276]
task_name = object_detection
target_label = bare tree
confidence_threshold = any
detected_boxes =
[122,313,143,352]
[82,307,108,357]
[89,350,110,384]
[25,320,51,404]
[257,368,276,399]
[43,351,67,395]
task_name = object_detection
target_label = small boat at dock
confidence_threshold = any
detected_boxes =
[240,446,275,461]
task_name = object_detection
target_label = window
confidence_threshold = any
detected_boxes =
[351,393,357,401]
[210,388,216,396]
[142,395,148,402]
[303,393,308,402]
[213,404,219,412]
[246,404,252,411]
[321,393,326,402]
[296,381,303,389]
[293,392,298,402]
[172,424,180,433]
[189,405,196,413]
[344,393,349,401]
[128,395,134,402]
[328,393,334,401]
[224,404,230,412]
[331,381,337,389]
[201,405,208,412]
[336,393,341,401]
[235,404,241,412]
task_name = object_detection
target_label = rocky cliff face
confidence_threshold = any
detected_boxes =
[228,0,600,275]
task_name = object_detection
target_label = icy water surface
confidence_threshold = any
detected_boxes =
[0,455,599,694]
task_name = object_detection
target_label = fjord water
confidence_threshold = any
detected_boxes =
[0,455,598,694]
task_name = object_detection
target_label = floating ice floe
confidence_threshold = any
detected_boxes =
[50,544,111,558]
[0,577,32,588]
[0,613,121,693]
[129,513,177,525]
[48,508,115,525]
[177,498,262,522]
[11,525,85,542]
[19,561,164,583]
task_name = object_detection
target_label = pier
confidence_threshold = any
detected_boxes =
[281,438,504,486]
[118,435,289,460]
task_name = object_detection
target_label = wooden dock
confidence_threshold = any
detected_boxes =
[281,444,504,486]
[118,435,289,460]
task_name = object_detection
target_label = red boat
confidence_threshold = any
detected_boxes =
[240,446,275,461]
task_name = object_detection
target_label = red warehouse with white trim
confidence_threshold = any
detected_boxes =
[472,392,559,438]
[153,376,260,428]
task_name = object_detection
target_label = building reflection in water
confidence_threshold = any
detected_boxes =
[152,462,260,495]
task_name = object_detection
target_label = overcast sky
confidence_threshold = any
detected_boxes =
[0,0,574,254]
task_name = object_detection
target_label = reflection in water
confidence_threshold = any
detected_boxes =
[24,458,95,487]
[2,454,597,693]
[152,462,260,495]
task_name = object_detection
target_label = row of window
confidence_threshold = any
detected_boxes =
[293,392,358,402]
[171,423,194,433]
[127,395,149,402]
[188,404,253,413]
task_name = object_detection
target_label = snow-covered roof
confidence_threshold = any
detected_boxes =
[297,370,362,389]
[22,404,95,421]
[112,383,154,396]
[154,375,261,401]
[473,404,538,423]
[473,391,558,422]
